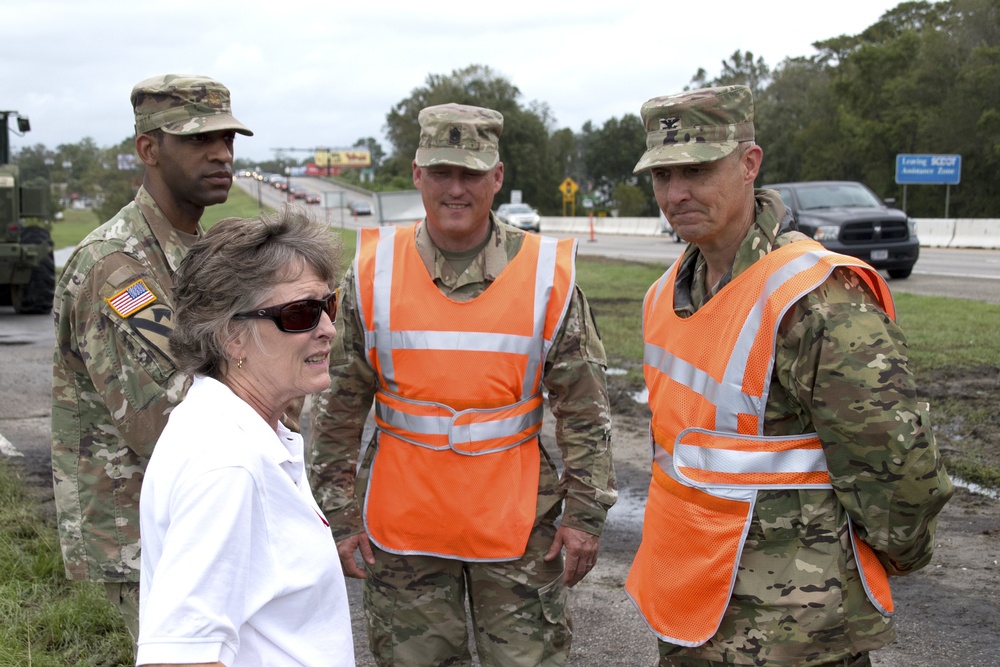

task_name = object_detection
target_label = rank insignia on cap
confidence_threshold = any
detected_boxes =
[106,279,158,318]
[449,127,461,145]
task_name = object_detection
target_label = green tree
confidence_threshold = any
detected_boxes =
[353,136,386,171]
[545,128,583,214]
[754,56,839,185]
[611,183,647,217]
[689,50,771,98]
[815,0,1000,215]
[579,114,652,213]
[94,137,141,222]
[56,137,105,202]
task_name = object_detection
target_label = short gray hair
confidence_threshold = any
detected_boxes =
[170,207,342,378]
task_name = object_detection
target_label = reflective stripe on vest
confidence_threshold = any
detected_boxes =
[626,240,895,646]
[356,224,577,560]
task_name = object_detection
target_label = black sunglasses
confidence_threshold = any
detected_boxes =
[232,289,338,333]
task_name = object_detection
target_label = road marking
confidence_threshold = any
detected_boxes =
[0,431,24,457]
[914,271,1000,280]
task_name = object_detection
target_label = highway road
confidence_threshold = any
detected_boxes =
[235,175,372,229]
[560,234,1000,304]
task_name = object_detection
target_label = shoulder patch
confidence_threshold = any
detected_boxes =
[106,278,157,318]
[130,304,175,360]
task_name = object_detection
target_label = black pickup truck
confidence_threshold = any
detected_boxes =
[763,180,919,279]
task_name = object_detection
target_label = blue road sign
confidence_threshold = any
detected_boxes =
[896,154,961,185]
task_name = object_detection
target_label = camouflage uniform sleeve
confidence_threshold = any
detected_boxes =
[308,268,378,541]
[543,284,617,537]
[776,267,954,575]
[59,254,185,458]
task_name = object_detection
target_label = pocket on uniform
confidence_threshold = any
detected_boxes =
[537,573,568,625]
[535,573,573,656]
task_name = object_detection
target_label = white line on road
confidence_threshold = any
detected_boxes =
[913,270,1000,280]
[0,431,24,457]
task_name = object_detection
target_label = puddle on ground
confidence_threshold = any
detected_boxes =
[951,475,1000,499]
[605,485,648,530]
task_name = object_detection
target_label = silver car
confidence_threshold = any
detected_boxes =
[496,203,541,233]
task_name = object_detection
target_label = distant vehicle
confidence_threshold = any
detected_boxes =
[304,192,321,205]
[495,203,540,232]
[1,137,55,314]
[658,210,682,243]
[764,180,919,279]
[292,188,307,200]
[348,200,372,216]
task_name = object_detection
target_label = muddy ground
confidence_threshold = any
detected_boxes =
[333,365,1000,667]
[556,366,1000,667]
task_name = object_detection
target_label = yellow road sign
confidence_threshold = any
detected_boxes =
[559,178,578,197]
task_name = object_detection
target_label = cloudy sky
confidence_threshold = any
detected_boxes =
[5,0,910,164]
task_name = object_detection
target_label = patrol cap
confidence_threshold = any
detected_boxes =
[633,85,754,173]
[415,103,503,171]
[131,74,253,137]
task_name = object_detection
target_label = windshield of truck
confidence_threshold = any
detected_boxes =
[795,183,883,210]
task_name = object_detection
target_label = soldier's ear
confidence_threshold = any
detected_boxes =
[740,144,763,184]
[136,134,159,167]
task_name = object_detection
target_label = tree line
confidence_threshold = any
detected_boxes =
[12,0,999,220]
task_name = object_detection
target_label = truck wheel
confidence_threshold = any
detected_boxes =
[13,227,56,315]
[888,267,913,280]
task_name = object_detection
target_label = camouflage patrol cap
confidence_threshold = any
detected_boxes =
[633,85,754,173]
[415,103,503,171]
[131,74,253,137]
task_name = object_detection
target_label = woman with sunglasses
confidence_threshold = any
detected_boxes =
[135,209,354,667]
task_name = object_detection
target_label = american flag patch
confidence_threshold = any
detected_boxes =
[106,279,158,318]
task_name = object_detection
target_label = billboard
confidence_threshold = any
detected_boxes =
[314,149,371,168]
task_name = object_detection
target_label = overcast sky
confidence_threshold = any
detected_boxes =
[5,0,911,164]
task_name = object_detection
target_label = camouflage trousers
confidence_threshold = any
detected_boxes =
[657,643,872,667]
[362,515,572,667]
[104,581,139,657]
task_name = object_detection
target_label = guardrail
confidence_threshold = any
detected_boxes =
[542,216,660,236]
[539,216,1000,250]
[914,218,1000,249]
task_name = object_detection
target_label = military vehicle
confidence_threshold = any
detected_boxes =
[0,111,55,314]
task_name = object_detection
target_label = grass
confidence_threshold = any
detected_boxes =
[577,257,1000,376]
[0,465,132,666]
[893,292,1000,371]
[6,231,997,663]
[576,256,666,384]
[50,208,101,250]
[50,187,267,252]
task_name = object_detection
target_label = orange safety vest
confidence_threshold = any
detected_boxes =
[355,224,577,561]
[626,240,896,647]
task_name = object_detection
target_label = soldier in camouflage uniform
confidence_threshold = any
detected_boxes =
[309,103,616,666]
[628,85,953,667]
[51,74,251,646]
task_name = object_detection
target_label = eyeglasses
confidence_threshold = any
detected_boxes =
[232,290,338,333]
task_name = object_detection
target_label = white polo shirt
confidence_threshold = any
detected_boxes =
[137,376,354,666]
